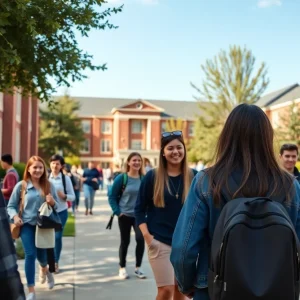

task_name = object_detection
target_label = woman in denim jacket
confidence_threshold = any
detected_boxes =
[171,104,300,300]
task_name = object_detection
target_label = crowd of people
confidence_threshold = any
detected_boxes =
[1,103,300,300]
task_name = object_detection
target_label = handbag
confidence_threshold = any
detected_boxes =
[10,181,26,239]
[37,202,62,232]
[91,180,99,191]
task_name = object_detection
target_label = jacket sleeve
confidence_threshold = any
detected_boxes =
[170,172,209,295]
[7,181,22,221]
[65,176,76,202]
[50,182,59,211]
[2,173,18,197]
[134,169,154,226]
[293,181,300,241]
[108,174,123,216]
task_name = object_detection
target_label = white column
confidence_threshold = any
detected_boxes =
[146,119,151,150]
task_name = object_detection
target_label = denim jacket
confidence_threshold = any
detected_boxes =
[170,170,300,295]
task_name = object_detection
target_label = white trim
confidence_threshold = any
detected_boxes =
[111,99,165,113]
[115,114,161,120]
[146,119,151,150]
[269,98,300,111]
[0,93,3,111]
[113,117,119,153]
[80,157,114,162]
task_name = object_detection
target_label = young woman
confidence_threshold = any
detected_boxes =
[7,156,59,300]
[71,165,81,213]
[48,154,75,273]
[170,104,300,300]
[109,152,146,280]
[135,131,197,300]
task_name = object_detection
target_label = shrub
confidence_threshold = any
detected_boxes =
[0,163,26,181]
[296,161,300,170]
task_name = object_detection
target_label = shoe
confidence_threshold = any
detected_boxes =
[46,271,55,289]
[89,211,93,215]
[119,268,129,279]
[26,293,36,300]
[85,210,88,216]
[135,268,146,279]
[55,263,59,274]
[39,268,46,284]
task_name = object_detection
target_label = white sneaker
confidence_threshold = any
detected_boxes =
[119,268,129,279]
[39,269,46,284]
[46,271,55,289]
[135,268,146,279]
[26,293,36,300]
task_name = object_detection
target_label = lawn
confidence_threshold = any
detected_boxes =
[63,212,76,237]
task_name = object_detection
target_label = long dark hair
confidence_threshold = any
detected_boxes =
[207,104,294,206]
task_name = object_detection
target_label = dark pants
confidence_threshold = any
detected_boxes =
[194,288,209,300]
[72,190,80,213]
[118,215,144,268]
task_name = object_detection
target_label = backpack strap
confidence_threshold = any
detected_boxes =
[61,172,67,195]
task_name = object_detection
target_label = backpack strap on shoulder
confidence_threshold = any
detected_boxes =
[61,172,67,195]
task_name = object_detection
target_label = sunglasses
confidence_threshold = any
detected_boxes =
[161,131,183,138]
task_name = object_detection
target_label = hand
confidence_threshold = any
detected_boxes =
[13,215,23,227]
[144,233,154,246]
[92,178,98,182]
[119,213,124,217]
[57,190,66,200]
[46,194,55,206]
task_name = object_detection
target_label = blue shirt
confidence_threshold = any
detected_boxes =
[7,180,59,226]
[82,168,100,186]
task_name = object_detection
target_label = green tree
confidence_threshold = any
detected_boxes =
[39,95,85,157]
[188,45,269,163]
[0,0,122,102]
[276,101,300,147]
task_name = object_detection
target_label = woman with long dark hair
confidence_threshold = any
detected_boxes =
[109,152,145,279]
[170,104,300,300]
[135,131,197,300]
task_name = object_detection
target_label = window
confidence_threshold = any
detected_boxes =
[82,120,91,133]
[131,140,142,150]
[102,162,110,169]
[16,92,22,123]
[131,120,143,133]
[272,111,279,129]
[81,139,90,153]
[101,140,111,153]
[101,121,112,134]
[189,123,195,136]
[161,122,167,133]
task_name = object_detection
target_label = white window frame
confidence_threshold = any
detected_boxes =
[189,123,195,136]
[16,92,22,123]
[0,92,3,111]
[161,121,167,133]
[101,139,111,153]
[80,139,91,153]
[101,121,112,134]
[131,139,143,150]
[82,120,91,133]
[131,120,143,134]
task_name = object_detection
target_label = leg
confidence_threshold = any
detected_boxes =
[83,184,90,213]
[193,288,210,300]
[157,286,174,300]
[75,190,80,208]
[72,199,76,214]
[20,224,37,293]
[174,286,188,300]
[133,218,145,268]
[89,187,95,212]
[54,209,69,264]
[118,215,132,268]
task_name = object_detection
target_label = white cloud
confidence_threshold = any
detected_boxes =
[257,0,282,8]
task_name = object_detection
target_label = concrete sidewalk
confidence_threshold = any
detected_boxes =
[19,190,156,299]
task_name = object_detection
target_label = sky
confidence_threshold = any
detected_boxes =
[55,0,300,101]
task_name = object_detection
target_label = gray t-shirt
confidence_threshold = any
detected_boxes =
[119,176,141,217]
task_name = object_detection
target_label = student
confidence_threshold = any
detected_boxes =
[49,155,75,273]
[108,152,146,279]
[7,156,59,300]
[279,143,300,183]
[135,131,197,300]
[170,104,300,300]
[71,165,81,213]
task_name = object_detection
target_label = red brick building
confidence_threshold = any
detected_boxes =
[74,97,201,168]
[0,91,39,163]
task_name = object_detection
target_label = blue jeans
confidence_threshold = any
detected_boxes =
[55,209,68,263]
[193,288,209,300]
[72,190,80,213]
[83,184,95,210]
[20,224,47,287]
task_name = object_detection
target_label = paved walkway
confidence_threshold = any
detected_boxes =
[19,190,156,299]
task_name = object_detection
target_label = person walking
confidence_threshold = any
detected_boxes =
[82,162,100,215]
[71,165,81,213]
[109,152,146,280]
[170,104,300,300]
[1,154,19,205]
[135,131,197,300]
[48,154,75,273]
[7,156,58,300]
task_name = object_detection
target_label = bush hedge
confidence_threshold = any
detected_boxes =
[0,163,26,181]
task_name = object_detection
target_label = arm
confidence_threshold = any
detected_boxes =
[170,172,209,296]
[2,173,17,196]
[64,176,76,202]
[49,182,59,210]
[108,174,123,216]
[82,170,88,182]
[7,182,22,221]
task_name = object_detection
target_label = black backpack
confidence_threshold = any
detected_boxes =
[208,177,300,300]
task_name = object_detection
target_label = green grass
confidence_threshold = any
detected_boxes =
[16,239,25,260]
[63,212,76,237]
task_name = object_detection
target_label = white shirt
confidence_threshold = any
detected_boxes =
[49,172,75,213]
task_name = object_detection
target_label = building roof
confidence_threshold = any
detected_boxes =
[72,97,206,120]
[256,83,300,107]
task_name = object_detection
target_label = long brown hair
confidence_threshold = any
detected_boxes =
[23,156,51,196]
[125,152,144,176]
[154,135,194,207]
[207,104,294,206]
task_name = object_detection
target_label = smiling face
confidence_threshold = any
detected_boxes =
[28,161,45,180]
[163,138,185,166]
[127,155,142,172]
[279,150,298,173]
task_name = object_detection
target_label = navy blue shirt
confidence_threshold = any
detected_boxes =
[82,168,100,186]
[135,168,197,246]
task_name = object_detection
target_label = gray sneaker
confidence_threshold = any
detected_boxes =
[46,271,55,289]
[26,293,36,300]
[135,268,146,279]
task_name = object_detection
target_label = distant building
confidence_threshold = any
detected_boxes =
[0,91,39,163]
